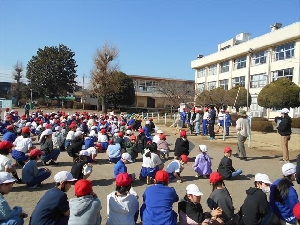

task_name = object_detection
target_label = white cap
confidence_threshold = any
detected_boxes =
[76,128,81,132]
[281,108,289,114]
[54,171,77,183]
[55,126,62,131]
[42,129,53,136]
[282,163,296,176]
[91,126,97,130]
[25,122,31,127]
[126,130,132,135]
[145,121,151,125]
[75,131,83,137]
[61,119,67,123]
[114,129,119,133]
[186,184,203,196]
[89,130,97,137]
[0,172,16,184]
[79,150,90,156]
[199,145,208,152]
[255,173,272,184]
[122,152,133,162]
[157,130,164,134]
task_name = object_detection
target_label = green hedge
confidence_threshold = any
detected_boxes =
[292,118,300,128]
[251,121,274,133]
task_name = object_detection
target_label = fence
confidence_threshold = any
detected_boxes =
[126,112,179,126]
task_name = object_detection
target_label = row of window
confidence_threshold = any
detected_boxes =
[197,42,295,78]
[197,68,294,91]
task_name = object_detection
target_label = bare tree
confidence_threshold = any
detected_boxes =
[155,79,195,109]
[90,42,120,113]
[11,61,24,106]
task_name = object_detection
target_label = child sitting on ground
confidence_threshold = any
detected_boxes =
[125,135,139,162]
[207,172,234,223]
[22,149,51,188]
[0,172,28,224]
[166,154,189,183]
[0,141,22,183]
[114,153,135,180]
[193,145,212,178]
[79,147,98,163]
[217,146,242,180]
[157,134,170,160]
[178,184,223,225]
[71,152,93,180]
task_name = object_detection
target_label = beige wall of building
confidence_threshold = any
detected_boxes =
[191,22,300,118]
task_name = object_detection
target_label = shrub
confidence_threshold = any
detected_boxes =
[251,121,274,133]
[292,118,300,128]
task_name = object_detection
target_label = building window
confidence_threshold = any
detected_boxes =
[272,68,294,81]
[252,51,267,66]
[234,56,247,70]
[207,81,216,90]
[274,42,295,61]
[197,68,206,78]
[232,76,245,87]
[250,73,268,88]
[220,61,230,73]
[208,64,217,75]
[196,83,205,92]
[250,97,264,111]
[219,79,228,90]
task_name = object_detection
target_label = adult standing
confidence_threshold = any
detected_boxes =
[207,106,216,140]
[234,110,250,161]
[277,108,292,162]
[187,107,196,135]
[24,102,30,119]
[179,108,187,129]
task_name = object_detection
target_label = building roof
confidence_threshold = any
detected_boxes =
[129,75,194,83]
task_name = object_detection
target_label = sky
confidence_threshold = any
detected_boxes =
[0,0,299,86]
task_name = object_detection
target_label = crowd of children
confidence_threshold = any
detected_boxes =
[0,108,300,224]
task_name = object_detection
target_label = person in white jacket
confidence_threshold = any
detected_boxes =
[52,126,65,151]
[106,172,139,225]
[69,179,102,225]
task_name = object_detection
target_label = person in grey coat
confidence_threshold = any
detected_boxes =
[69,179,102,225]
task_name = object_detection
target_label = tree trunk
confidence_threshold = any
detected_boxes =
[101,96,107,113]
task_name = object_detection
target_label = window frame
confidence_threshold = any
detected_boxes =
[220,61,230,73]
[232,76,245,87]
[272,68,294,81]
[208,64,217,76]
[274,42,295,61]
[197,68,207,78]
[219,79,229,90]
[251,51,267,66]
[250,73,268,88]
[234,56,247,70]
[207,81,216,90]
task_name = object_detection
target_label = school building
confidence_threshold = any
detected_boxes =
[191,21,300,118]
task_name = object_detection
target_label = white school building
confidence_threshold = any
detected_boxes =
[191,22,300,118]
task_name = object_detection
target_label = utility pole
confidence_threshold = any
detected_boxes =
[82,74,86,110]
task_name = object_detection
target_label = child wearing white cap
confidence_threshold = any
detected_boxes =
[0,172,28,224]
[193,145,212,178]
[239,173,274,225]
[178,184,223,225]
[270,163,298,225]
[114,153,135,180]
[30,171,77,225]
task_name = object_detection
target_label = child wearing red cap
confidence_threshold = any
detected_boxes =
[217,146,242,180]
[97,128,109,150]
[174,130,190,158]
[136,128,146,154]
[107,172,139,225]
[207,172,234,223]
[157,134,170,160]
[166,154,189,183]
[22,149,51,188]
[69,180,102,225]
[125,135,139,162]
[0,141,22,183]
[141,170,179,225]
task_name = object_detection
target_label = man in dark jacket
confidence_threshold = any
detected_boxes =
[67,131,84,160]
[187,107,196,135]
[207,106,216,140]
[277,108,292,162]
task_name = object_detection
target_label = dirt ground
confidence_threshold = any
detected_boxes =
[3,110,300,225]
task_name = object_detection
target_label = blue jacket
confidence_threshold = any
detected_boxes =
[140,184,179,225]
[208,110,216,124]
[180,112,187,121]
[0,193,23,222]
[270,178,298,224]
[114,160,127,178]
[225,114,232,124]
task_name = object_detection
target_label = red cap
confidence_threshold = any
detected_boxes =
[6,125,14,130]
[0,141,13,150]
[155,170,169,183]
[45,124,52,129]
[118,132,124,138]
[160,134,166,140]
[116,172,132,187]
[130,135,136,140]
[100,129,106,134]
[209,172,223,183]
[191,107,195,111]
[30,149,42,157]
[180,130,187,137]
[21,127,30,134]
[149,117,153,121]
[127,125,133,130]
[69,124,76,129]
[75,180,92,197]
[138,128,144,133]
[180,154,189,163]
[293,202,300,219]
[224,146,232,153]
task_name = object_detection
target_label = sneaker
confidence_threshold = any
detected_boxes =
[29,184,41,189]
[233,154,239,158]
[195,174,200,178]
[42,161,48,166]
[146,176,151,185]
[279,159,285,162]
[16,179,23,184]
